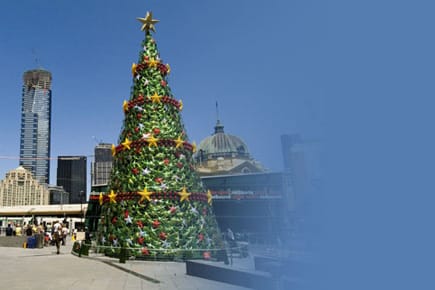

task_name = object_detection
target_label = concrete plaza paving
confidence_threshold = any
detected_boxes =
[0,239,251,290]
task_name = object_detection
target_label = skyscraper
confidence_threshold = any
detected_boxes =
[19,69,52,184]
[57,156,87,204]
[91,143,113,188]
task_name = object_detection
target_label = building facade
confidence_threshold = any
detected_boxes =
[201,172,292,244]
[0,166,49,206]
[194,120,264,175]
[56,156,87,204]
[19,69,52,185]
[193,121,293,244]
[91,143,113,188]
[48,185,70,205]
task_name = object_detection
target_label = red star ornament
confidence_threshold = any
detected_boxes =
[169,206,177,214]
[142,247,150,255]
[152,220,160,228]
[203,251,211,260]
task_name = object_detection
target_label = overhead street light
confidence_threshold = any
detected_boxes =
[80,190,84,229]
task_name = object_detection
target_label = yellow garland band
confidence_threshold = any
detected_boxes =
[90,191,209,204]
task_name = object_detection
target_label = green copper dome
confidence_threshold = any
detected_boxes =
[195,120,250,161]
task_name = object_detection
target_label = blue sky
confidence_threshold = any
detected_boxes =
[0,0,324,184]
[2,1,435,289]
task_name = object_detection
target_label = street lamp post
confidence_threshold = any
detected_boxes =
[80,190,84,229]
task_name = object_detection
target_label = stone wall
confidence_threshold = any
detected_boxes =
[0,236,27,247]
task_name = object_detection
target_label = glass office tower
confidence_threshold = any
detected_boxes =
[19,69,52,185]
[57,156,87,204]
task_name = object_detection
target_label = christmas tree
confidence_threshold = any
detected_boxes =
[96,12,223,260]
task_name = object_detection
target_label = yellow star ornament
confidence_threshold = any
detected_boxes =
[138,188,153,202]
[137,11,159,32]
[123,100,129,112]
[147,135,158,147]
[150,92,161,103]
[148,58,160,68]
[178,187,191,202]
[122,138,132,150]
[111,144,117,156]
[131,63,137,75]
[174,136,184,148]
[207,190,213,205]
[99,192,104,205]
[192,141,197,153]
[108,190,117,203]
[178,99,183,110]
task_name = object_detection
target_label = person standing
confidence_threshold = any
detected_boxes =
[226,228,236,248]
[25,225,33,236]
[72,228,77,241]
[53,221,62,254]
[61,225,68,246]
[6,224,13,236]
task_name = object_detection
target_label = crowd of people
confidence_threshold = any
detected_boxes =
[2,221,79,253]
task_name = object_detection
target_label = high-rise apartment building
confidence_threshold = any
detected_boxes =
[19,69,52,185]
[0,166,49,206]
[91,143,113,188]
[281,134,321,214]
[57,156,87,204]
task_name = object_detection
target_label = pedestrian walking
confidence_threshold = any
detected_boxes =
[53,221,62,254]
[61,225,68,245]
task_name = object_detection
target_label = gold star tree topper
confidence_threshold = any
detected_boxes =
[137,12,159,33]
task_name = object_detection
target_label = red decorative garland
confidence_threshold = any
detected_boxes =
[134,62,169,76]
[124,94,182,111]
[113,138,194,155]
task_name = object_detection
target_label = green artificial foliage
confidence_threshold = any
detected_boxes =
[96,30,223,260]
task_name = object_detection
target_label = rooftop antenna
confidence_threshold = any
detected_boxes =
[92,136,103,144]
[216,101,220,123]
[32,48,42,69]
[214,101,224,134]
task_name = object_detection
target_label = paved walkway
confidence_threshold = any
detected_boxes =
[0,239,251,290]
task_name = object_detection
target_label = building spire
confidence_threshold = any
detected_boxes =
[214,101,224,134]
